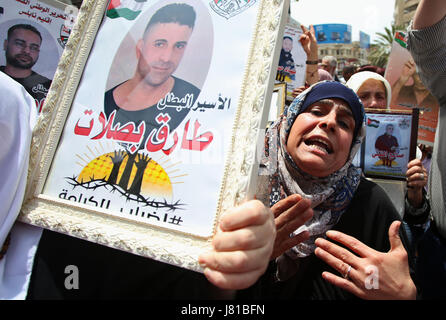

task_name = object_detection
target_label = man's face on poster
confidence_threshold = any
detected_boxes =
[282,37,292,53]
[386,124,394,135]
[136,22,193,87]
[4,28,41,70]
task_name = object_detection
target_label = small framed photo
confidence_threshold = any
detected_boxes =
[19,0,289,272]
[360,108,419,180]
[267,82,287,124]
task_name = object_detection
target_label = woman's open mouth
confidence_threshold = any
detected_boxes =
[304,138,333,154]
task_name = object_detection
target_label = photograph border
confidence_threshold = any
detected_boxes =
[18,0,289,272]
[273,82,287,119]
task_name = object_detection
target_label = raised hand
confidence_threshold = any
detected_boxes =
[299,24,318,60]
[406,158,428,207]
[270,194,313,259]
[314,221,416,300]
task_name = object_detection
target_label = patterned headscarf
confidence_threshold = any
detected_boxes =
[257,81,366,259]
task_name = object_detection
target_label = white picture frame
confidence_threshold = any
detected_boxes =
[19,0,289,272]
[267,82,286,124]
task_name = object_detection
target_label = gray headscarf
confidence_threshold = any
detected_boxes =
[257,81,365,279]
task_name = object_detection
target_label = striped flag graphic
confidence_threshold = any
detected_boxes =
[367,118,380,128]
[394,31,407,48]
[106,0,146,20]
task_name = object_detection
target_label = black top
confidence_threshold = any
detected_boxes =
[27,229,222,299]
[0,67,51,103]
[238,177,416,300]
[27,178,414,300]
[104,76,200,142]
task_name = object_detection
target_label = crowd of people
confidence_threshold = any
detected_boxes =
[1,0,446,301]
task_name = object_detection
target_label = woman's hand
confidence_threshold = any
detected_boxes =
[270,194,313,259]
[198,200,276,290]
[291,84,309,98]
[299,24,318,60]
[314,221,417,300]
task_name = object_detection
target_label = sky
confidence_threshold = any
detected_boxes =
[290,0,396,43]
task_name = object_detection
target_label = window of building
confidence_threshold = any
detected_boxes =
[404,4,418,14]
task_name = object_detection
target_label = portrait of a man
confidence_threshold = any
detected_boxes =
[1,24,51,104]
[104,3,200,141]
[375,123,400,167]
[278,36,295,80]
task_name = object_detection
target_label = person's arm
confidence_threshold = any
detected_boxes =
[407,0,446,103]
[412,0,446,29]
[299,25,319,86]
[406,158,428,208]
[0,74,35,249]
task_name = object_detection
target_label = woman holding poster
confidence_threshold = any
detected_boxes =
[249,81,418,300]
[346,71,429,212]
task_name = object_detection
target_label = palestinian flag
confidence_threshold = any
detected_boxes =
[367,118,380,128]
[106,0,146,20]
[394,31,407,48]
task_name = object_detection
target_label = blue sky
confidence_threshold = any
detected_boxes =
[290,0,396,43]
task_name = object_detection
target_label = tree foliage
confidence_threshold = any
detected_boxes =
[368,24,405,68]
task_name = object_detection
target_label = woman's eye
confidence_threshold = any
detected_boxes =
[359,94,369,100]
[310,109,323,116]
[339,120,349,129]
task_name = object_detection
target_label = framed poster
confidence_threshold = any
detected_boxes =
[0,0,78,113]
[267,82,286,124]
[360,109,419,180]
[19,0,289,272]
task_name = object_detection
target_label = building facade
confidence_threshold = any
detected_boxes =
[394,0,420,28]
[318,42,369,74]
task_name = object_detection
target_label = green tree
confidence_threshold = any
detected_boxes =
[368,24,405,68]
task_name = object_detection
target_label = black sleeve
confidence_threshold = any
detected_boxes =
[238,177,418,300]
[403,188,431,225]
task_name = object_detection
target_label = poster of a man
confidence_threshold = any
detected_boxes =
[104,3,200,143]
[1,0,79,113]
[278,35,296,80]
[41,0,259,239]
[1,24,51,104]
[275,19,306,100]
[375,123,400,167]
[362,111,415,180]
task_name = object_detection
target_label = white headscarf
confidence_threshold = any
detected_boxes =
[346,71,392,109]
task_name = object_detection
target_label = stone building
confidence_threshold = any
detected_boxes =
[394,0,420,28]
